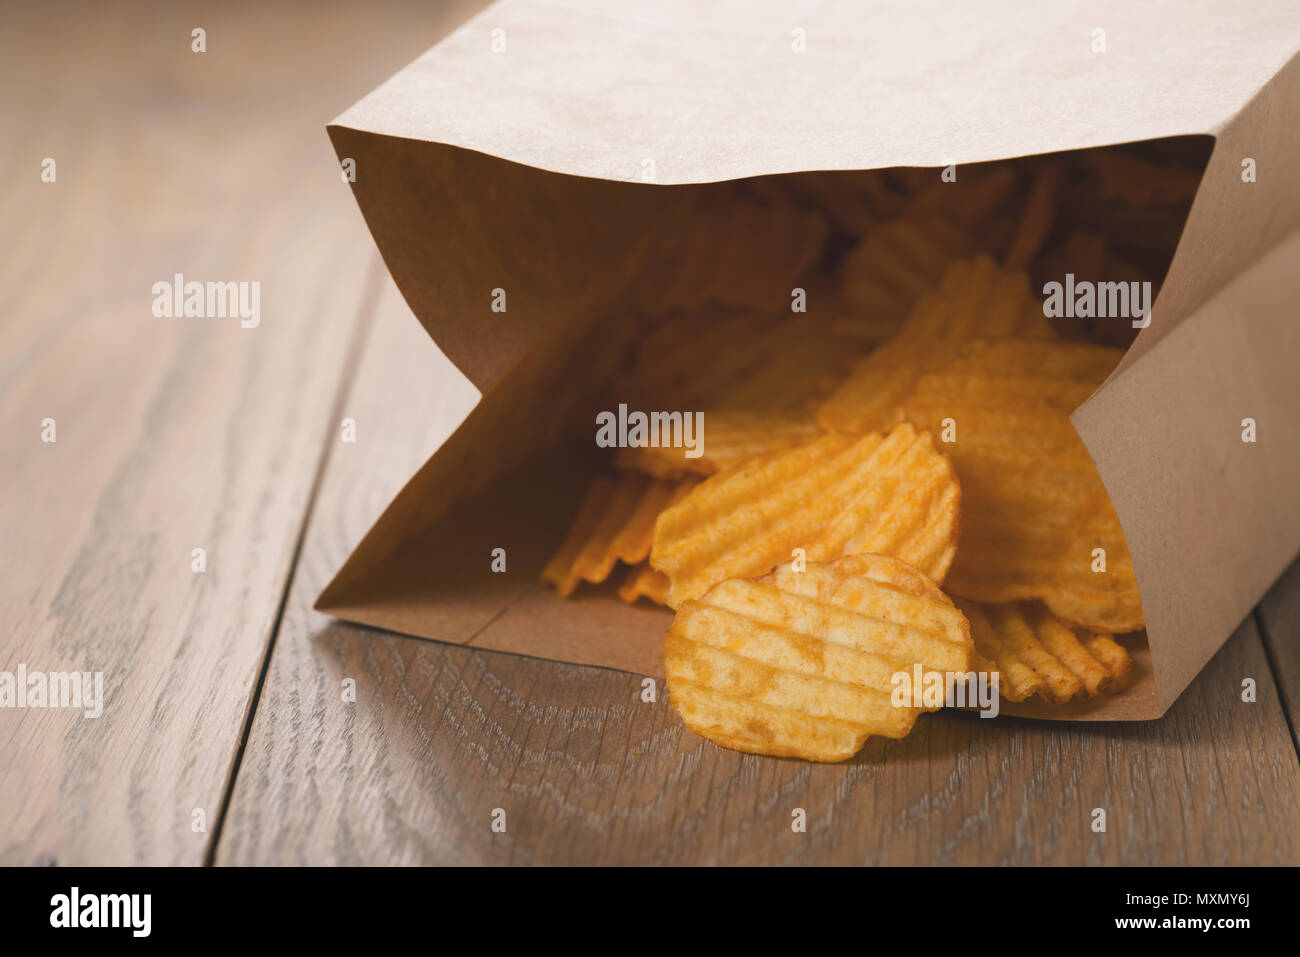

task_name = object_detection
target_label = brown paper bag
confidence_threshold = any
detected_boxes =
[317,0,1300,719]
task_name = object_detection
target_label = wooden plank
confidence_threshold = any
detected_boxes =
[0,0,482,865]
[217,286,1300,866]
[1257,553,1300,752]
[215,274,481,865]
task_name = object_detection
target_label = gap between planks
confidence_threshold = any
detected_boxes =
[204,256,386,866]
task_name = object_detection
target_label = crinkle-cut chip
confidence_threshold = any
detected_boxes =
[614,410,820,479]
[650,423,960,608]
[817,256,1055,435]
[542,473,696,597]
[618,562,671,606]
[713,326,872,412]
[956,598,1132,704]
[626,306,886,413]
[664,554,974,762]
[897,337,1143,633]
[838,214,973,330]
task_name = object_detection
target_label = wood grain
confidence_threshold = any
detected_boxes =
[6,0,1298,867]
[1257,553,1300,754]
[217,279,1300,866]
[0,0,482,865]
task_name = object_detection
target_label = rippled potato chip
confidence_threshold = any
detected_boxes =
[625,306,886,414]
[665,554,973,762]
[817,256,1054,435]
[839,214,973,332]
[614,409,820,479]
[898,338,1143,632]
[617,562,671,606]
[958,598,1132,703]
[650,423,960,607]
[542,473,700,597]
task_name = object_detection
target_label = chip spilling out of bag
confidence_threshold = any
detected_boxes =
[958,598,1132,704]
[896,337,1144,633]
[816,255,1054,436]
[618,561,672,606]
[664,553,974,762]
[542,472,700,597]
[650,422,961,608]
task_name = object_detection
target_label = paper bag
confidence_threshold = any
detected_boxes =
[317,0,1300,719]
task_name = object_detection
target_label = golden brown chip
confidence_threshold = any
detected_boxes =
[542,473,698,597]
[650,422,960,608]
[665,554,974,762]
[712,319,876,411]
[614,409,820,479]
[957,598,1132,704]
[897,337,1143,632]
[617,562,671,606]
[817,256,1054,435]
[838,214,973,332]
[625,306,872,413]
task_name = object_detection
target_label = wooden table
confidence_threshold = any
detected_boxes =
[2,0,1296,866]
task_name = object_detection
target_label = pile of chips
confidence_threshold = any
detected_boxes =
[540,144,1204,761]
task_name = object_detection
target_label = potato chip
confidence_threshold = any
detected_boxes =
[625,307,880,412]
[617,561,671,606]
[957,598,1132,703]
[711,317,874,411]
[897,337,1143,632]
[650,422,960,607]
[838,213,973,329]
[817,256,1054,435]
[664,553,974,761]
[614,409,820,479]
[542,472,699,596]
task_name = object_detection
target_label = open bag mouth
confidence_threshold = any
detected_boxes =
[317,1,1300,740]
[322,138,1214,719]
[534,142,1214,716]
